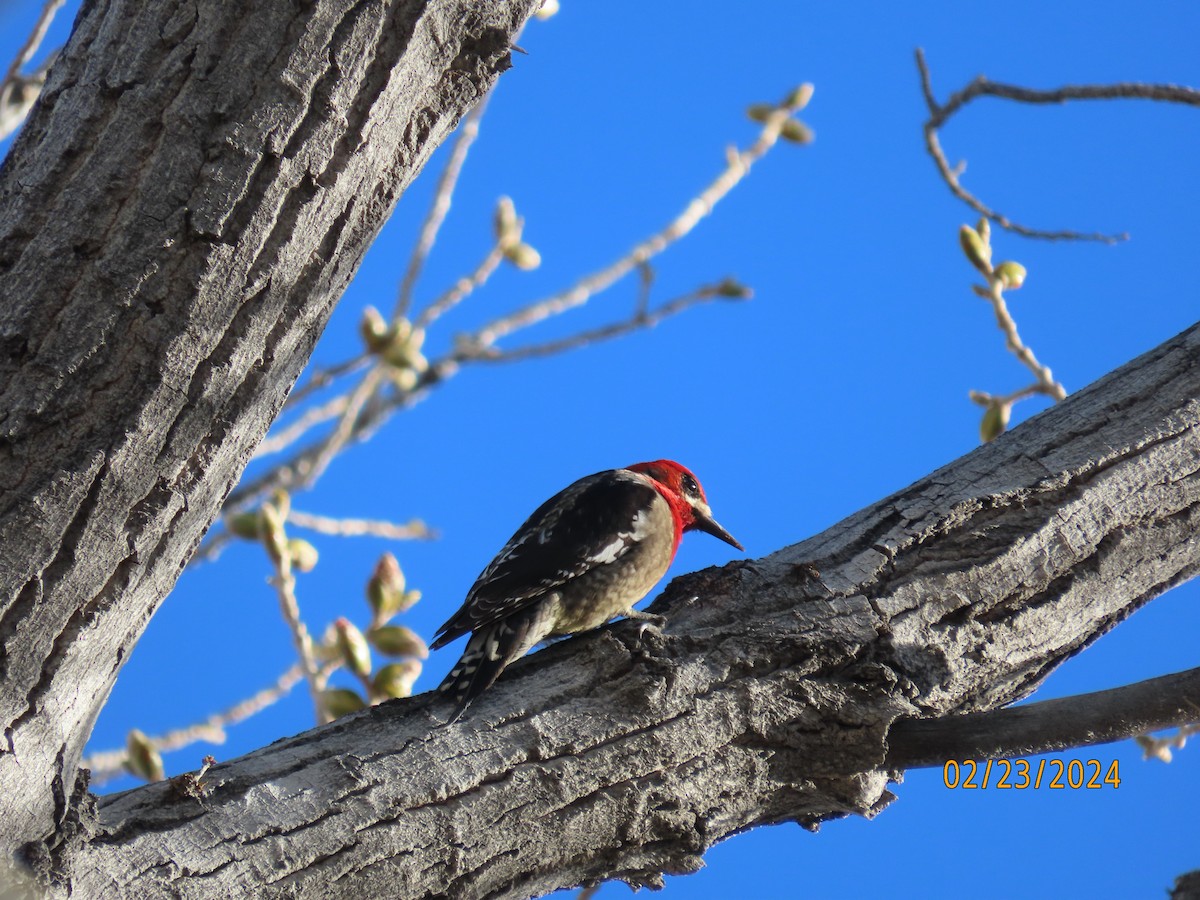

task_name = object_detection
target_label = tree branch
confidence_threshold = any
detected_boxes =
[0,0,541,861]
[887,666,1200,768]
[915,48,1200,242]
[71,319,1200,897]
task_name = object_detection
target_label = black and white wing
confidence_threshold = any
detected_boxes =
[430,469,658,648]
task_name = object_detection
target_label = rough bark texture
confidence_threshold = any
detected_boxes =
[0,0,538,868]
[66,321,1200,898]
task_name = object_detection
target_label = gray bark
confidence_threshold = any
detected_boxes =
[0,0,538,872]
[68,321,1200,898]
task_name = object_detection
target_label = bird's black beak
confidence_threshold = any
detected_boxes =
[693,508,744,552]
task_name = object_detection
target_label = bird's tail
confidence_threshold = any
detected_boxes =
[437,613,540,723]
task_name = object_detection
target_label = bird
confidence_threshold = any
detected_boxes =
[432,460,742,721]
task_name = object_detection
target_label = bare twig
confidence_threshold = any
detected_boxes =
[958,223,1065,439]
[1,0,63,86]
[282,353,369,411]
[969,383,1057,410]
[634,262,654,320]
[82,661,336,785]
[255,393,351,459]
[393,97,491,322]
[470,280,751,364]
[287,509,434,540]
[260,504,327,724]
[977,277,1066,402]
[1137,722,1200,763]
[413,242,506,331]
[469,90,812,348]
[212,362,453,526]
[0,0,64,141]
[302,365,386,489]
[915,48,1199,243]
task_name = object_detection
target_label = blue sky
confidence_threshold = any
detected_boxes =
[4,2,1199,896]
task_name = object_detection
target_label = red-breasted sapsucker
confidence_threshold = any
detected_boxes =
[432,460,742,720]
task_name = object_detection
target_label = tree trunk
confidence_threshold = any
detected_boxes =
[0,0,539,871]
[67,321,1200,897]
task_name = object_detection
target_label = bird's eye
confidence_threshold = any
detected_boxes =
[681,474,700,496]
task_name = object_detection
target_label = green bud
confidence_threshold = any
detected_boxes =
[975,217,991,245]
[125,729,165,783]
[494,196,520,246]
[288,538,319,573]
[368,624,429,659]
[958,224,992,275]
[373,660,422,700]
[322,688,366,719]
[315,623,342,663]
[366,553,414,622]
[504,242,541,271]
[993,261,1027,290]
[389,367,420,392]
[360,306,391,354]
[335,618,372,677]
[381,331,428,372]
[226,511,262,541]
[746,103,774,124]
[781,83,814,111]
[779,119,814,145]
[259,502,288,566]
[980,402,1011,443]
[714,278,753,299]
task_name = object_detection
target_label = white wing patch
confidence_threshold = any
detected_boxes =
[588,508,649,565]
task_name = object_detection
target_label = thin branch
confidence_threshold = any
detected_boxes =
[213,360,453,524]
[82,661,335,785]
[261,506,327,725]
[282,353,369,411]
[634,261,654,320]
[255,392,350,459]
[1,0,63,86]
[969,384,1054,409]
[887,666,1200,769]
[1135,717,1200,763]
[0,0,64,141]
[413,242,506,330]
[393,97,491,322]
[469,280,750,364]
[468,92,811,349]
[302,365,386,489]
[287,509,435,540]
[914,48,1200,243]
[979,277,1066,401]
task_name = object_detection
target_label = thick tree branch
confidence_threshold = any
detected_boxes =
[69,319,1200,897]
[887,666,1200,768]
[0,0,539,863]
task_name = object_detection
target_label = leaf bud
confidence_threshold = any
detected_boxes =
[322,688,366,719]
[368,624,429,659]
[125,729,165,782]
[335,617,373,678]
[373,660,423,699]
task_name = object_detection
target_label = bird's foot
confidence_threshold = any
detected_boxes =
[625,609,666,635]
[621,610,667,648]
